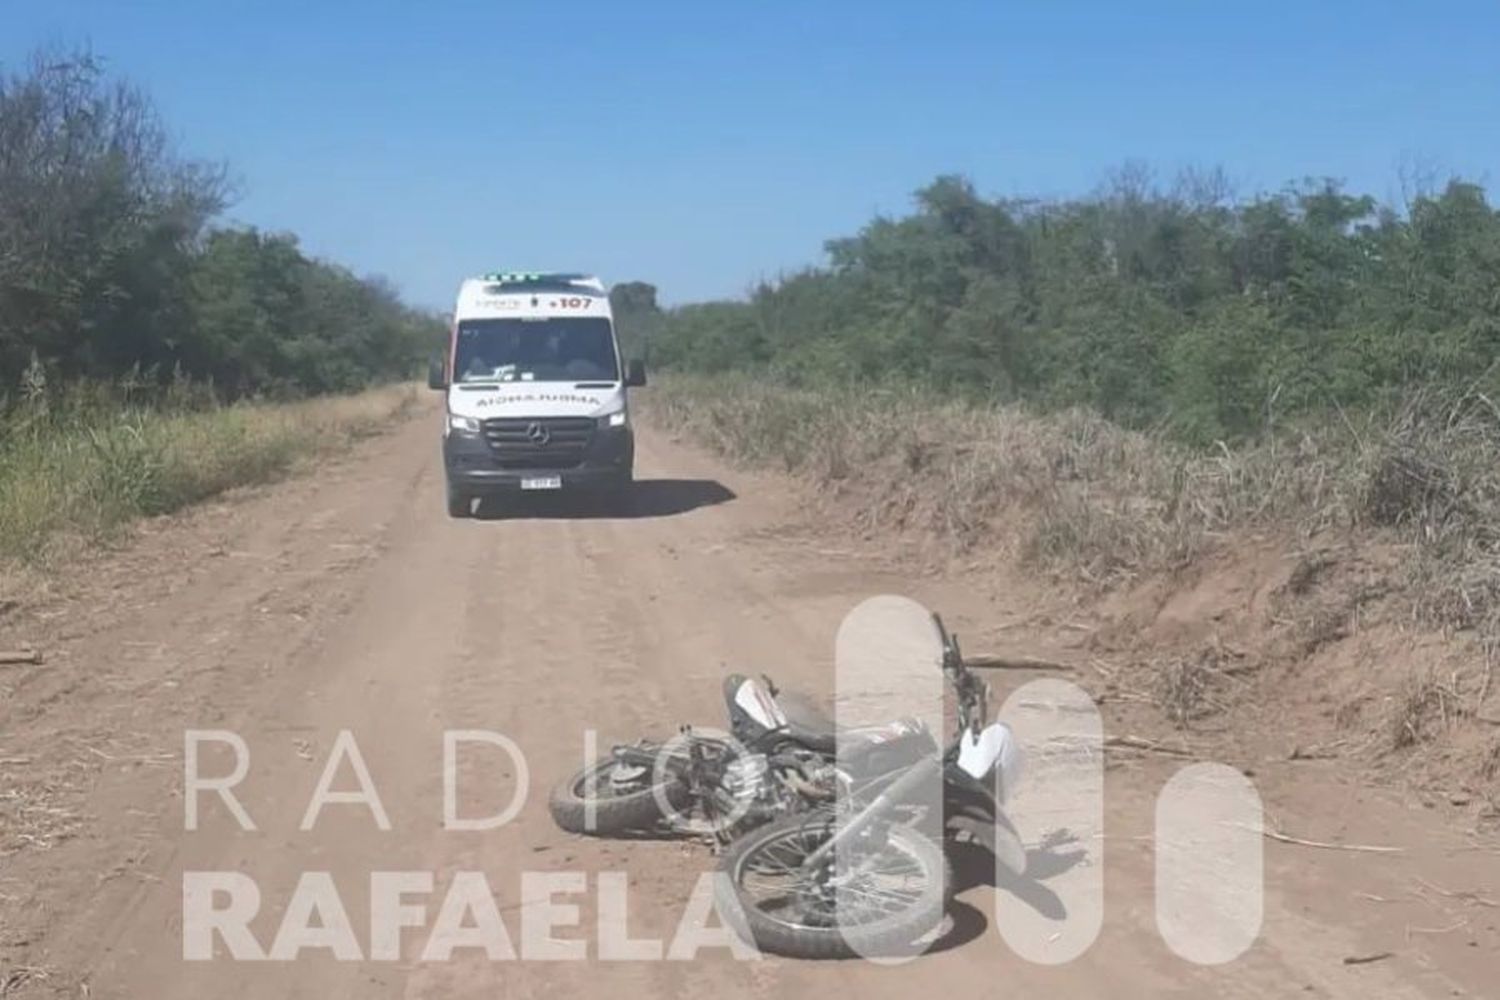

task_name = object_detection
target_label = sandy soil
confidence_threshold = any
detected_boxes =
[1,396,1496,998]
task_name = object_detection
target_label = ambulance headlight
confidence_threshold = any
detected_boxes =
[597,407,629,429]
[448,414,481,434]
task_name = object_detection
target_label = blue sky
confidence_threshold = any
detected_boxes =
[5,1,1498,308]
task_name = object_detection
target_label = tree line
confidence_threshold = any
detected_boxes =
[0,50,442,401]
[620,166,1500,443]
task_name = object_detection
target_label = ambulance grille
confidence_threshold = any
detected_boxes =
[481,417,595,470]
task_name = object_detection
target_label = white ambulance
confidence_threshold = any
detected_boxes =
[428,272,645,517]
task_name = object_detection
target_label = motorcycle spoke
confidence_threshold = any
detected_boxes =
[835,883,922,911]
[734,821,936,932]
[576,763,647,799]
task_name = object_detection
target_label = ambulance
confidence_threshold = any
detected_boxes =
[428,272,645,517]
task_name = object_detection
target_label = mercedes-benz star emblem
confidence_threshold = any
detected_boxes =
[525,421,550,445]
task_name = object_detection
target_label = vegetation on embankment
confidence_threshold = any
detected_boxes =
[649,375,1498,603]
[0,381,417,565]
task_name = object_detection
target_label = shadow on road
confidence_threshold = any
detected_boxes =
[473,478,736,521]
[807,830,1090,959]
[927,828,1090,953]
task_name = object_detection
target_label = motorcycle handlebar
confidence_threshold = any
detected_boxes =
[932,611,988,733]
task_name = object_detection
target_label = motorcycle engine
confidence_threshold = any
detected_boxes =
[721,753,792,831]
[723,754,769,807]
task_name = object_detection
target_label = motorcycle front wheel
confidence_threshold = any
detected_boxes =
[715,810,952,960]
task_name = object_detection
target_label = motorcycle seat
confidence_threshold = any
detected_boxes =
[772,690,838,754]
[774,692,933,764]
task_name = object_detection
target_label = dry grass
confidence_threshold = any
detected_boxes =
[647,376,1367,577]
[0,965,56,997]
[1149,642,1252,728]
[1360,393,1500,632]
[1482,739,1500,782]
[1154,655,1219,726]
[1386,670,1467,751]
[0,383,417,567]
[0,776,82,857]
[650,378,1500,618]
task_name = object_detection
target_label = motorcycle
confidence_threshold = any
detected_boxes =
[548,611,1026,958]
[711,613,1026,959]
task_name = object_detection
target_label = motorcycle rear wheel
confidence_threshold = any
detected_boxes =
[549,757,688,835]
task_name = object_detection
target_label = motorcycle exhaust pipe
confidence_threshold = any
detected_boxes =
[783,769,834,801]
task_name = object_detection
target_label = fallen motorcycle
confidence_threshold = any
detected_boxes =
[548,611,1027,958]
[712,613,1026,959]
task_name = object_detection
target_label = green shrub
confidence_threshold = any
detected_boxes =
[647,173,1500,447]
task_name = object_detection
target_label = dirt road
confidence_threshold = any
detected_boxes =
[1,398,1495,998]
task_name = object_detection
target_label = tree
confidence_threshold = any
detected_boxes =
[0,50,226,383]
[0,48,441,400]
[647,168,1500,444]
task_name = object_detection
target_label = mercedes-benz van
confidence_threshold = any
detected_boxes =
[428,272,645,517]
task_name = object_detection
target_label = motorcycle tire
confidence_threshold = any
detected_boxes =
[549,757,690,835]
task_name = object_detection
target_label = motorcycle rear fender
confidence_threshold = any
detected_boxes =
[944,762,1028,878]
[613,744,667,770]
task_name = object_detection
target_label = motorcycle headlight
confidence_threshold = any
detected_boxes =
[597,408,629,429]
[448,414,481,434]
